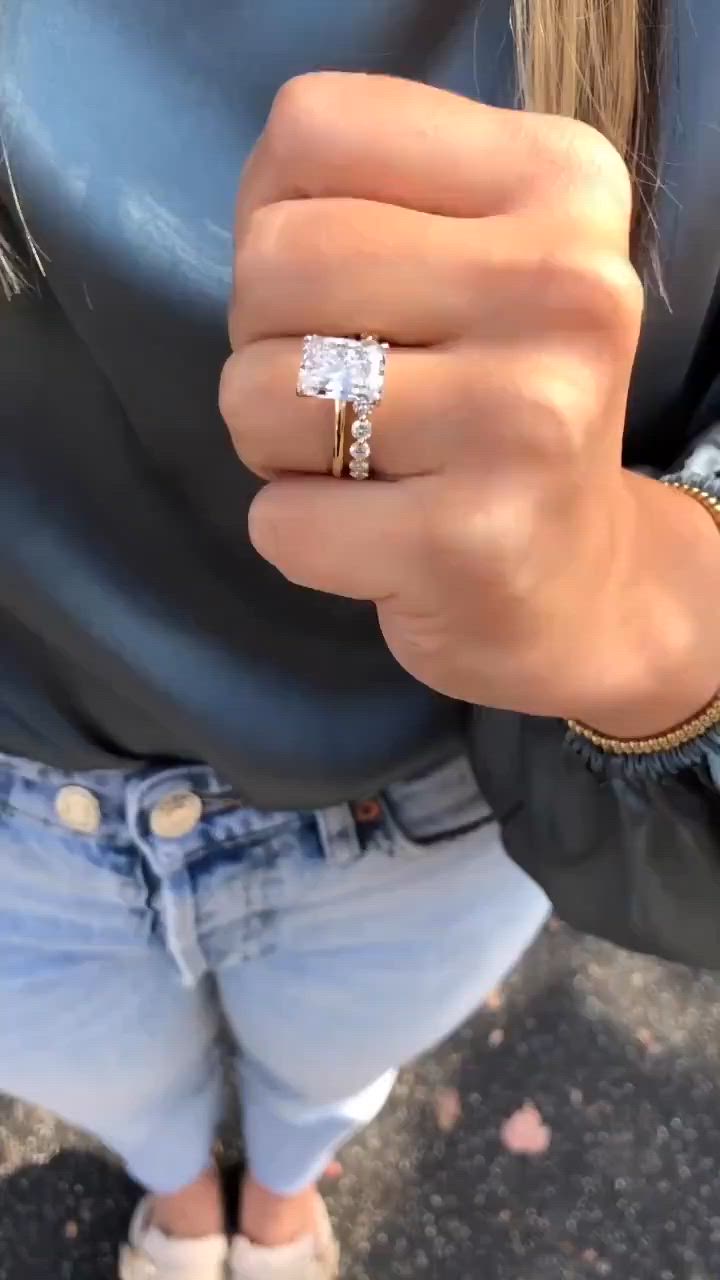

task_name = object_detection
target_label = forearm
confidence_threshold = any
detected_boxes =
[571,471,720,739]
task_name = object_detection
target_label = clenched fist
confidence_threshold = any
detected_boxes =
[220,73,720,737]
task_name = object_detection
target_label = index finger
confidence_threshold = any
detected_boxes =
[236,73,631,233]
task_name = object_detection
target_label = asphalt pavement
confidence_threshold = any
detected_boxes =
[2,921,720,1280]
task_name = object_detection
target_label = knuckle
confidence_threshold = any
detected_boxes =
[232,203,299,343]
[517,373,595,466]
[462,365,588,469]
[477,497,537,580]
[235,202,293,283]
[419,491,470,567]
[218,353,242,429]
[582,252,644,348]
[421,488,532,581]
[218,351,268,476]
[385,608,451,668]
[568,121,633,205]
[240,438,274,484]
[248,486,280,564]
[473,495,550,614]
[531,118,634,227]
[265,72,331,165]
[542,248,643,348]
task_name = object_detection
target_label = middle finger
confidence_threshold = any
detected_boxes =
[231,197,514,349]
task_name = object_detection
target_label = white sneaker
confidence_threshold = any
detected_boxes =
[229,1197,339,1280]
[118,1195,229,1280]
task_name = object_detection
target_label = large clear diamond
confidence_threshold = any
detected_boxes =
[297,336,386,404]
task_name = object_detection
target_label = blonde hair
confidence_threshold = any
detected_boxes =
[0,222,26,300]
[0,0,665,299]
[513,0,666,270]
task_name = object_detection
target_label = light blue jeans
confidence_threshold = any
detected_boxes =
[0,751,548,1196]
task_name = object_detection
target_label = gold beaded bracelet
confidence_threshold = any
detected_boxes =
[567,479,720,757]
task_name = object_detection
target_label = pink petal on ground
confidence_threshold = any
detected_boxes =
[485,988,504,1011]
[488,1028,505,1048]
[434,1087,462,1133]
[637,1028,659,1054]
[500,1103,552,1155]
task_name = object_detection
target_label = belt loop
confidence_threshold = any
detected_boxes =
[315,803,363,866]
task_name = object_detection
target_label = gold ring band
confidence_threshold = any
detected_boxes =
[332,400,348,478]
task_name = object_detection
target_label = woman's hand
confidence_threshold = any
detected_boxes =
[221,73,720,735]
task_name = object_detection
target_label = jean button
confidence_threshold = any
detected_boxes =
[149,791,203,839]
[55,785,102,835]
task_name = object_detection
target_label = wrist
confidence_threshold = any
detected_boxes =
[567,471,720,738]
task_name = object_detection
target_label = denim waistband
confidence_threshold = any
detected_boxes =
[0,750,493,869]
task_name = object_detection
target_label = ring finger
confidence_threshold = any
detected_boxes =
[220,338,458,479]
[221,336,594,481]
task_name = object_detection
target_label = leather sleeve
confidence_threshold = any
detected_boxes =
[469,706,720,970]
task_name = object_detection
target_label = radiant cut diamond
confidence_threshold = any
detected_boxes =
[298,336,386,405]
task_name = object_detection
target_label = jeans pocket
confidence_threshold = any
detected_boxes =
[381,754,495,851]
